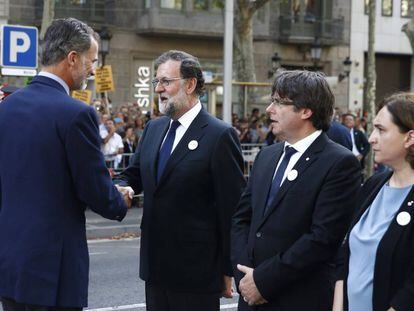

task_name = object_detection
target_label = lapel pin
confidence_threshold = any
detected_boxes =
[408,201,414,207]
[188,140,198,150]
[287,169,298,181]
[397,211,411,226]
[305,157,310,161]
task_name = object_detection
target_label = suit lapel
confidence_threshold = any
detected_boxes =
[150,119,170,188]
[260,133,328,223]
[350,173,390,229]
[156,109,208,187]
[256,144,284,217]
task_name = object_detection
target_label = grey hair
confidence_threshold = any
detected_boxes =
[40,18,99,66]
[154,50,205,97]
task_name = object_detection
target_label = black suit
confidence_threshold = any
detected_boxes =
[326,121,352,150]
[352,128,370,168]
[337,171,414,311]
[123,140,136,167]
[232,133,361,310]
[117,109,245,307]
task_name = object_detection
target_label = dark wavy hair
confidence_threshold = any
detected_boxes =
[272,70,334,131]
[154,50,205,97]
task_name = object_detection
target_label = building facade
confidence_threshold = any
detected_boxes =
[349,0,413,116]
[3,0,352,116]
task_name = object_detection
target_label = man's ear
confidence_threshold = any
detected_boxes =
[404,130,414,148]
[67,51,78,67]
[185,77,197,95]
[301,108,313,120]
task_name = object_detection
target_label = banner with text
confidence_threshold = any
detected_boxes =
[133,59,153,113]
[72,90,92,104]
[95,65,115,92]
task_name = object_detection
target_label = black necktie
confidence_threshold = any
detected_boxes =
[157,120,180,182]
[264,145,297,215]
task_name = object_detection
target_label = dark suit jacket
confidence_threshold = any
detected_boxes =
[326,121,352,150]
[231,133,361,311]
[117,109,246,293]
[123,140,136,166]
[0,76,127,308]
[353,128,370,167]
[337,171,414,311]
[123,140,136,154]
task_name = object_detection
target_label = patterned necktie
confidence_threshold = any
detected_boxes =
[264,145,297,215]
[157,120,180,182]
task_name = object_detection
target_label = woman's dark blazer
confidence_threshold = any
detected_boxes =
[337,170,414,311]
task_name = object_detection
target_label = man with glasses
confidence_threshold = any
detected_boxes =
[231,70,361,311]
[116,50,245,311]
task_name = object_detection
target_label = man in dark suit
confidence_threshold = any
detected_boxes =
[326,119,352,150]
[343,113,370,168]
[231,70,361,311]
[116,50,246,311]
[0,18,129,311]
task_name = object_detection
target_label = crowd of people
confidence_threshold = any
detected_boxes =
[96,101,149,169]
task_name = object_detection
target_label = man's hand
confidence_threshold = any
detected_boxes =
[115,185,134,208]
[221,275,233,298]
[237,264,267,306]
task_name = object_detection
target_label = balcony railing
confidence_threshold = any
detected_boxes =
[136,6,270,38]
[278,15,344,45]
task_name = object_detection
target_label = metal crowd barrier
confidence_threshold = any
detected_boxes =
[106,143,266,178]
[241,143,265,178]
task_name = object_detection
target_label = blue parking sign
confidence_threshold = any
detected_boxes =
[1,25,38,69]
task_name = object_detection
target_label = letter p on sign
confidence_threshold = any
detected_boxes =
[10,31,30,62]
[1,25,38,69]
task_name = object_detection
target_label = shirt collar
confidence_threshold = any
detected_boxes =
[285,130,322,154]
[175,101,202,129]
[38,71,70,95]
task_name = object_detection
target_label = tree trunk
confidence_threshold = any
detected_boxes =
[365,0,376,178]
[40,0,55,39]
[234,0,256,83]
[233,0,270,115]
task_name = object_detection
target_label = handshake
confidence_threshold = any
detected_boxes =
[115,185,135,208]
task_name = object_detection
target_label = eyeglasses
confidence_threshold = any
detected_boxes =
[151,77,185,89]
[270,96,293,107]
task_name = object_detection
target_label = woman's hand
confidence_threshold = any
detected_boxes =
[332,280,344,311]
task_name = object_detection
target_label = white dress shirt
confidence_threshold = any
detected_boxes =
[38,71,70,95]
[350,128,361,157]
[273,130,322,185]
[161,101,202,154]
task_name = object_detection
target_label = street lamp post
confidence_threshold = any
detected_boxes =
[310,38,322,70]
[267,52,282,79]
[99,27,111,67]
[338,57,353,81]
[98,27,112,104]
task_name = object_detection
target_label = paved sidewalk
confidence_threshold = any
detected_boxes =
[86,207,142,240]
